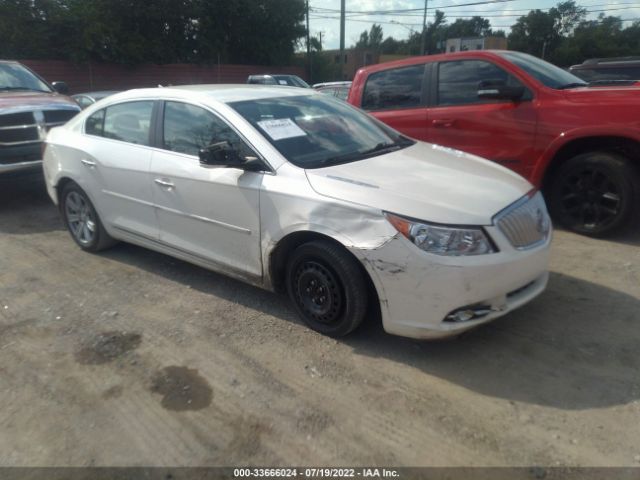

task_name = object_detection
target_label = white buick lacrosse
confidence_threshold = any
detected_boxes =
[43,85,551,339]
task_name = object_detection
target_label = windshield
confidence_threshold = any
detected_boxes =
[229,94,414,169]
[0,63,51,92]
[498,51,587,89]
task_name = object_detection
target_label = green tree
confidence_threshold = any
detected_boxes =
[508,1,586,60]
[355,24,383,52]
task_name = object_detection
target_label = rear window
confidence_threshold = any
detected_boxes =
[362,64,425,111]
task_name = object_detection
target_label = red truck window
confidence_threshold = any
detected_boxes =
[437,60,523,106]
[362,64,425,111]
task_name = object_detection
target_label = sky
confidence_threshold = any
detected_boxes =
[307,0,640,50]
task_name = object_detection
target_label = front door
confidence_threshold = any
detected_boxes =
[150,101,263,278]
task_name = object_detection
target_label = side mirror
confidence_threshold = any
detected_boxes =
[199,141,266,172]
[477,81,524,101]
[51,81,69,95]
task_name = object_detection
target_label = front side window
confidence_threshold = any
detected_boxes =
[437,60,525,106]
[99,101,154,145]
[230,94,414,169]
[163,101,253,157]
[362,64,425,111]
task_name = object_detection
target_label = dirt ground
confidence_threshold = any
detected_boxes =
[1,172,639,467]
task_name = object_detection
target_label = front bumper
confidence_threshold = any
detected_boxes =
[358,224,551,339]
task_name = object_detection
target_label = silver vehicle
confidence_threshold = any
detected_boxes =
[43,85,550,339]
[72,90,120,109]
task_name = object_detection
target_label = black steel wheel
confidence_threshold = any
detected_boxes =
[549,152,638,237]
[60,182,116,252]
[286,240,368,337]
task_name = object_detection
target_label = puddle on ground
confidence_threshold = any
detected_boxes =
[75,331,142,365]
[151,366,213,411]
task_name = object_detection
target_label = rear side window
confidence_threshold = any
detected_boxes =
[95,101,154,145]
[438,60,524,106]
[85,109,105,136]
[362,64,425,111]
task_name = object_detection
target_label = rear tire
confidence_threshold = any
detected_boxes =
[286,240,368,337]
[548,151,638,237]
[60,182,116,252]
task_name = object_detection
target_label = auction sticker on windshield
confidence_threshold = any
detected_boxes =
[257,118,307,140]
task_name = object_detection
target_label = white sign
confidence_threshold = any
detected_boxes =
[257,118,307,141]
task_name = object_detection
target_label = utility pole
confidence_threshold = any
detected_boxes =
[420,0,429,55]
[339,0,345,79]
[306,0,312,82]
[318,31,323,50]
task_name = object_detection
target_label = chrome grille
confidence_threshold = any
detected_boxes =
[495,192,551,249]
[0,111,39,146]
[0,109,77,146]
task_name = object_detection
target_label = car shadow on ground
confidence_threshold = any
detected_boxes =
[346,270,640,411]
[100,242,639,412]
[0,171,64,234]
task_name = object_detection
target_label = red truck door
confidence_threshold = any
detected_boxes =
[427,59,538,178]
[359,63,430,141]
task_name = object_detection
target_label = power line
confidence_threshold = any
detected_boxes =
[310,5,640,20]
[310,0,518,15]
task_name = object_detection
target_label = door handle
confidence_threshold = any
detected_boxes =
[80,159,96,167]
[432,119,455,128]
[154,178,175,189]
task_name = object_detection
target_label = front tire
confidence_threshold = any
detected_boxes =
[60,182,116,252]
[548,151,638,237]
[286,240,368,337]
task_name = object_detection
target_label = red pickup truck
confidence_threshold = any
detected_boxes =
[348,50,640,237]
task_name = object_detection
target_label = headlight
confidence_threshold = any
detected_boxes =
[385,213,496,256]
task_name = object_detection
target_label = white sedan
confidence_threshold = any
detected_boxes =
[43,85,551,339]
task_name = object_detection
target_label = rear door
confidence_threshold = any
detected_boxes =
[427,59,538,177]
[80,100,158,239]
[361,63,430,141]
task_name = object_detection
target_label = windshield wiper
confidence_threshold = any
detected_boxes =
[316,142,404,168]
[0,86,50,92]
[557,82,588,90]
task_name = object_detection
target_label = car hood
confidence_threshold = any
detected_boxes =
[0,91,79,112]
[563,86,640,104]
[305,142,533,225]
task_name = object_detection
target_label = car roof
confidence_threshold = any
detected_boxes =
[353,50,508,76]
[106,84,316,104]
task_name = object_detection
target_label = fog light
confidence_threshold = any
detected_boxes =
[445,306,493,323]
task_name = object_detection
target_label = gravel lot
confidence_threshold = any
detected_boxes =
[1,172,639,467]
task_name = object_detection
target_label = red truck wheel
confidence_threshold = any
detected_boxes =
[548,151,638,237]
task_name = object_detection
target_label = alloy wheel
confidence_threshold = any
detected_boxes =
[65,191,96,246]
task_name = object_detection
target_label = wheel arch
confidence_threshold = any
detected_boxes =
[267,230,381,321]
[541,135,640,193]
